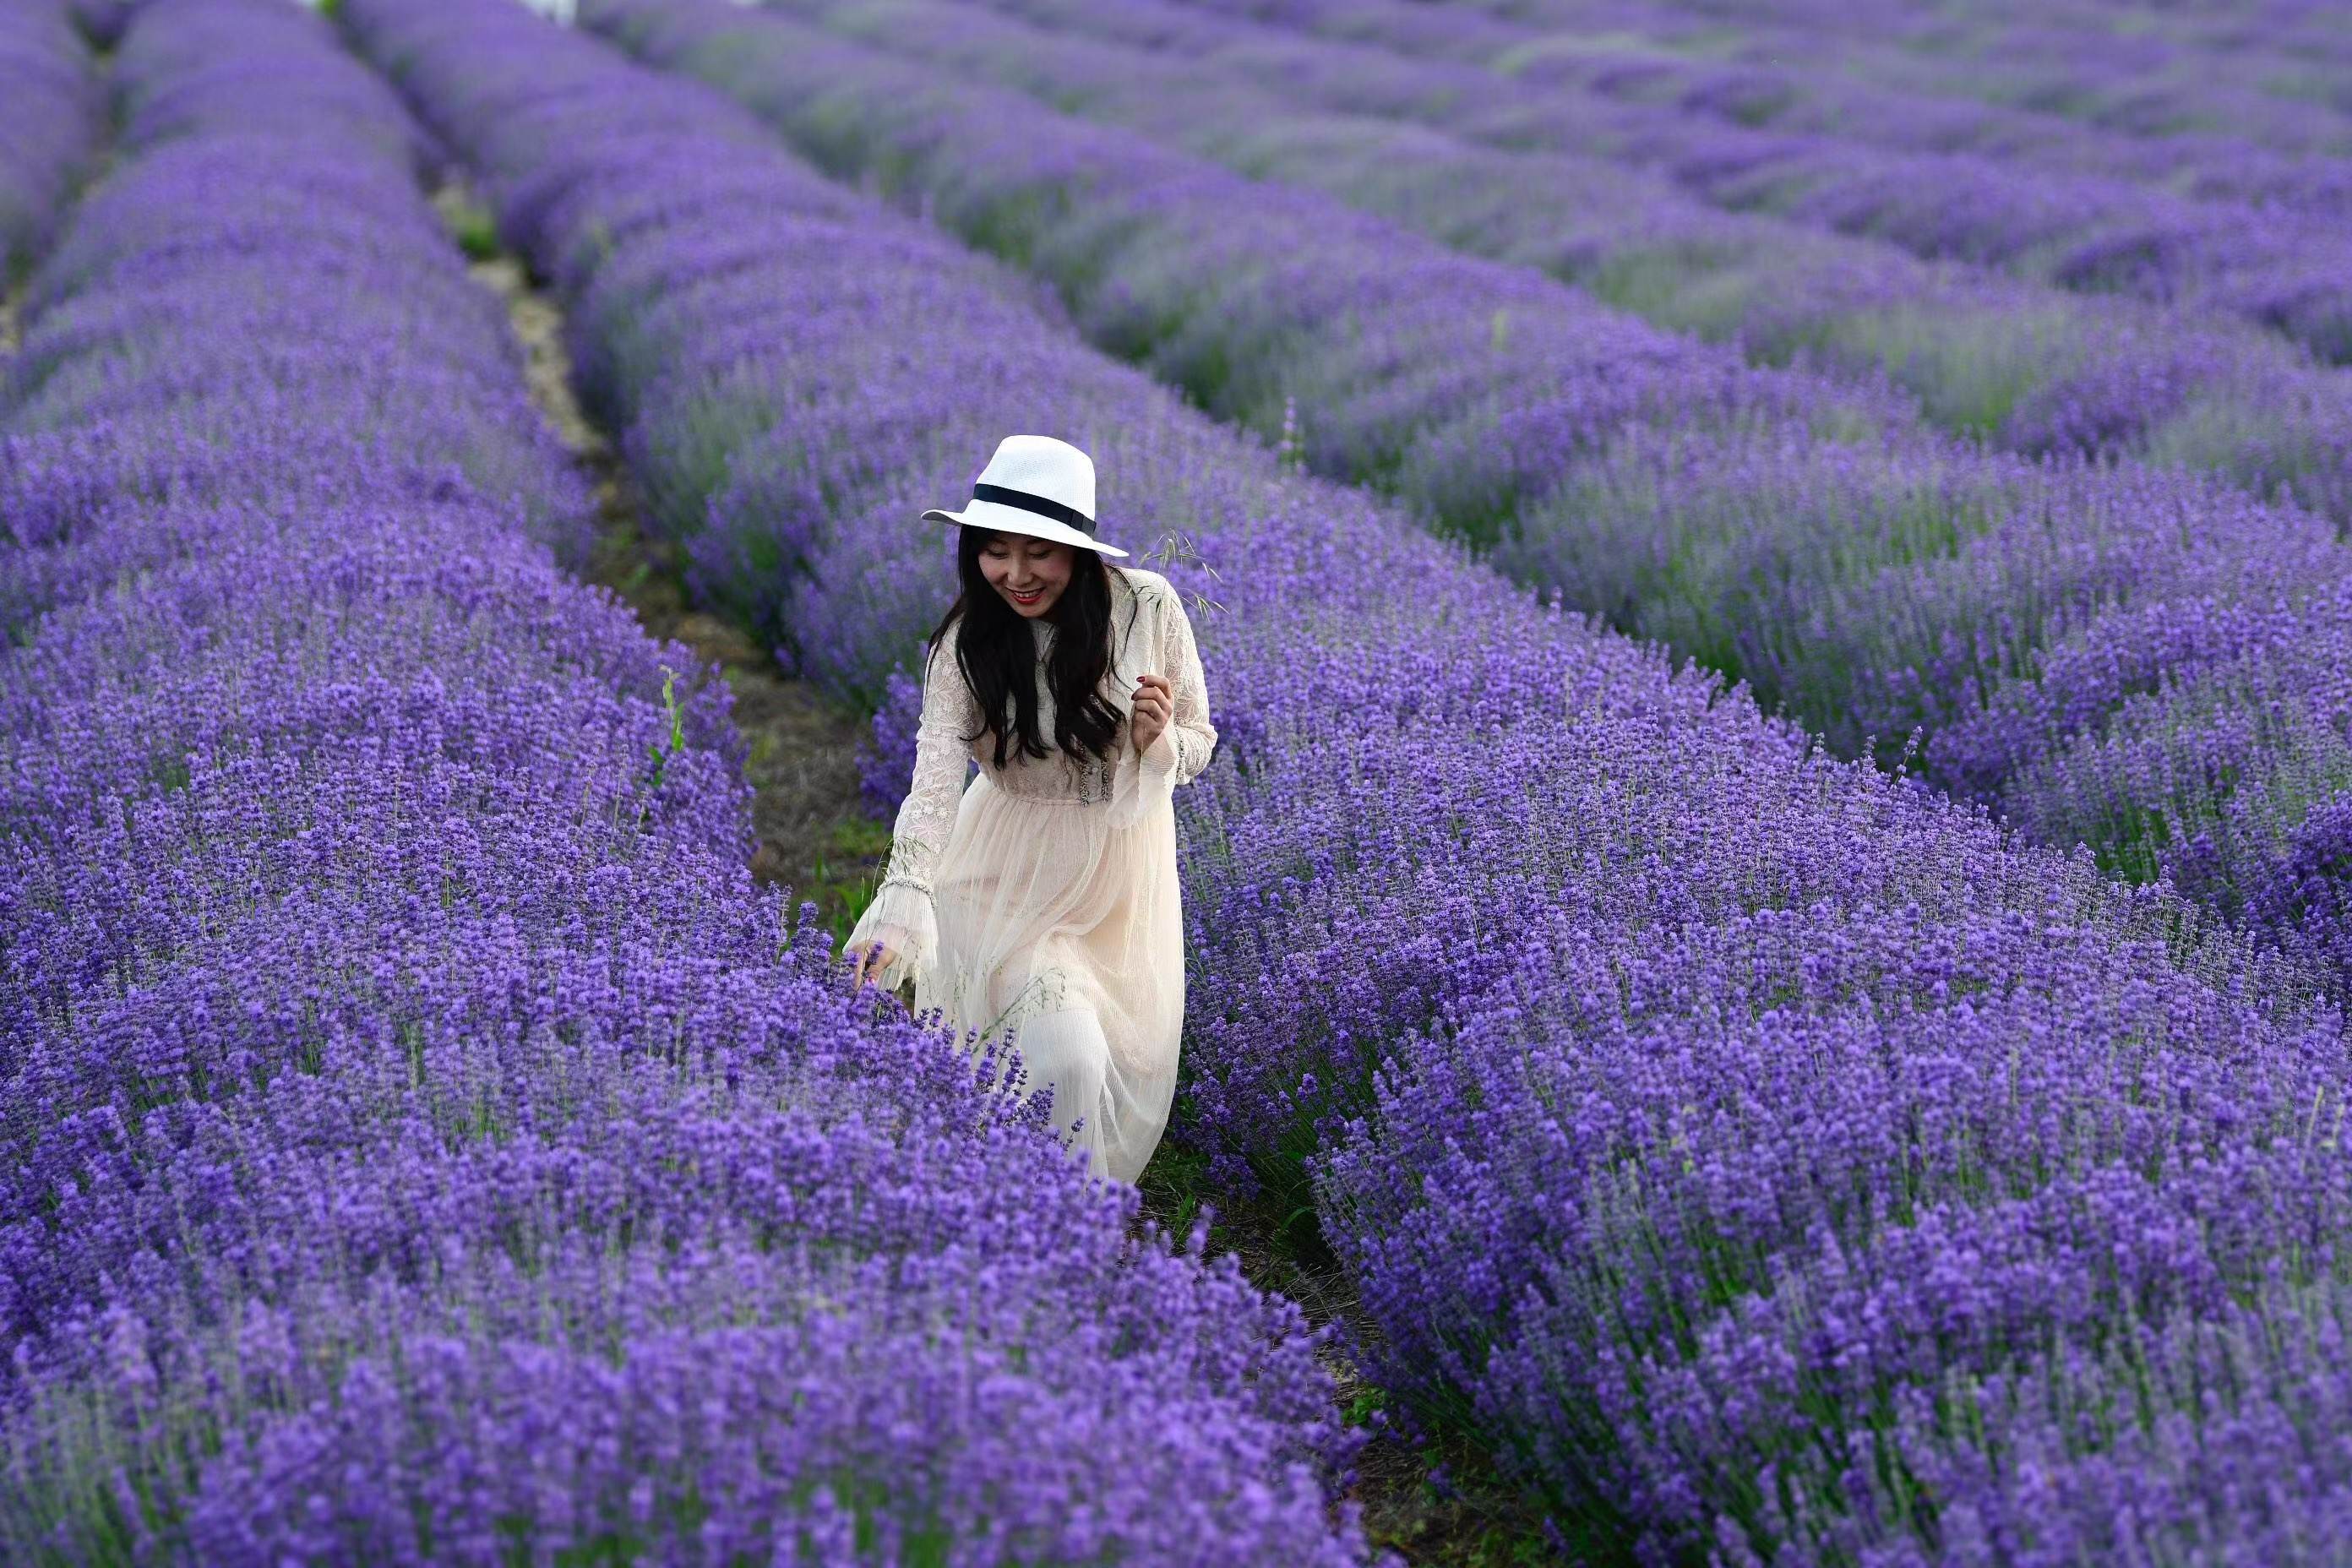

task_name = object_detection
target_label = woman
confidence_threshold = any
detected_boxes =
[844,434,1217,1184]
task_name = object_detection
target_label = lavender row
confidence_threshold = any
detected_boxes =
[1504,21,2352,220]
[1462,0,2352,163]
[740,0,2349,541]
[1148,0,2352,368]
[590,0,2352,966]
[1347,0,2352,217]
[0,1,1364,1560]
[355,1,2352,1559]
[0,0,102,284]
[798,0,2352,526]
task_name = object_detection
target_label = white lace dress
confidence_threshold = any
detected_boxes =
[846,566,1217,1183]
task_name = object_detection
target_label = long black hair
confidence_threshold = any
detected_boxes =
[924,525,1141,771]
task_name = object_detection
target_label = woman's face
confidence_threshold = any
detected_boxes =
[977,531,1076,618]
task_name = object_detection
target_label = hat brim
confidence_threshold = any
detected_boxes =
[922,497,1129,558]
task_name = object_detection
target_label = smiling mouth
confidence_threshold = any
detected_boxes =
[1008,587,1044,604]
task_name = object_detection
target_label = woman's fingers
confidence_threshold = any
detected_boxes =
[1131,675,1172,749]
[849,940,892,987]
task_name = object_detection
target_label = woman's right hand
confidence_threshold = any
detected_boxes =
[847,939,898,989]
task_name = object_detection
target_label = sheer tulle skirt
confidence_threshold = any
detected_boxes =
[912,770,1183,1183]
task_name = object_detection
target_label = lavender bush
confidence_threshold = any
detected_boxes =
[1452,0,2352,172]
[0,0,101,285]
[1999,581,2352,907]
[1307,0,2352,216]
[0,1,1370,1560]
[1511,24,2352,219]
[338,2,2352,1560]
[1162,0,2352,367]
[1317,875,2352,1562]
[63,0,136,47]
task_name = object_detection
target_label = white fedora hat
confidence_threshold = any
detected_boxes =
[921,434,1130,558]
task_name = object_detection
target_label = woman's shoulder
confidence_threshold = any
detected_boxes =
[1114,568,1192,644]
[925,607,969,673]
[1113,564,1179,608]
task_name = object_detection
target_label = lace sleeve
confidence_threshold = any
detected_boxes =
[1105,580,1217,832]
[1139,582,1215,787]
[845,621,977,991]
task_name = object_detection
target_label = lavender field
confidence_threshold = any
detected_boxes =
[7,0,2352,1561]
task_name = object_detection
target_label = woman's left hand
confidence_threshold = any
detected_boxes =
[847,938,897,990]
[1130,672,1173,757]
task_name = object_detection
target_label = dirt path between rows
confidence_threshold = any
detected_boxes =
[433,183,885,933]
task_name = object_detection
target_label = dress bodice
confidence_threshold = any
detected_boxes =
[975,609,1143,805]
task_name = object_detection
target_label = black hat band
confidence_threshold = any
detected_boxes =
[972,482,1094,535]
